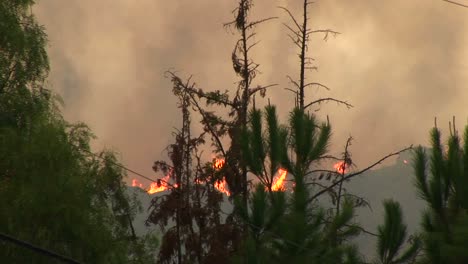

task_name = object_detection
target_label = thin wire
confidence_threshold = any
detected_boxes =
[82,149,158,184]
[442,0,468,8]
[0,232,82,264]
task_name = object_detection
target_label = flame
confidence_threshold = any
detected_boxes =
[212,158,230,196]
[403,159,408,164]
[334,161,348,174]
[214,158,225,170]
[214,179,230,196]
[272,168,287,191]
[132,174,173,195]
[147,175,171,194]
[131,158,289,196]
[132,179,143,188]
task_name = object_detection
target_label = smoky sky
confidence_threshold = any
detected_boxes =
[35,0,468,184]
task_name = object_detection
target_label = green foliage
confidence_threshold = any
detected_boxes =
[412,123,468,263]
[237,106,363,264]
[375,200,420,264]
[0,110,157,262]
[233,184,286,263]
[0,0,49,93]
[0,0,157,262]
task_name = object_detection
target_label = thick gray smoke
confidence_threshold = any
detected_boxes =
[35,0,468,184]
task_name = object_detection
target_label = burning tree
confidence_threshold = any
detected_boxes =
[236,105,363,263]
[147,83,241,263]
[149,0,417,263]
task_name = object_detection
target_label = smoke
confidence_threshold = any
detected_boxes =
[35,0,468,182]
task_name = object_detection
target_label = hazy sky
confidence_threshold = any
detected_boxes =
[35,0,468,185]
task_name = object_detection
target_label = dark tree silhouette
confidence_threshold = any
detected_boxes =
[412,118,468,263]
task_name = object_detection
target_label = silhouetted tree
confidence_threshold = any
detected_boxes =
[278,0,350,110]
[0,1,156,262]
[148,83,241,264]
[236,106,363,264]
[412,119,468,263]
[374,199,420,264]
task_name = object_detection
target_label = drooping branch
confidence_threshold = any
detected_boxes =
[304,97,353,110]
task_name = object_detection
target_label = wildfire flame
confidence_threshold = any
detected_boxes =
[214,158,225,170]
[147,175,172,194]
[131,158,231,196]
[132,179,143,188]
[132,176,172,194]
[214,179,230,196]
[334,161,348,174]
[271,168,288,191]
[130,159,293,196]
[212,158,231,196]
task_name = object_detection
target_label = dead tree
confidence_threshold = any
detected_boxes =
[279,0,351,110]
[164,0,277,223]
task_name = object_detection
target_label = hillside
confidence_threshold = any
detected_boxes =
[128,150,426,259]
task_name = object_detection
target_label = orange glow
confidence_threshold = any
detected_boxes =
[212,158,230,196]
[271,168,287,191]
[147,175,171,194]
[132,174,173,195]
[214,179,230,196]
[132,179,143,188]
[334,161,348,174]
[214,158,225,170]
[131,158,290,196]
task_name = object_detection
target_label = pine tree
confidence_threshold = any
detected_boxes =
[412,120,468,264]
[374,199,420,264]
[237,105,363,264]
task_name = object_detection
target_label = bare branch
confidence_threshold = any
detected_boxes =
[246,41,261,52]
[309,29,341,35]
[284,88,299,95]
[304,97,353,109]
[286,75,300,89]
[191,100,227,158]
[248,84,278,97]
[303,82,331,91]
[278,6,302,32]
[304,66,318,71]
[319,217,379,237]
[309,146,413,201]
[246,17,278,29]
[307,169,339,176]
[286,33,302,49]
[282,23,302,39]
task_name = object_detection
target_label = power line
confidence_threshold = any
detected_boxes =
[443,0,468,8]
[82,149,157,184]
[0,232,82,264]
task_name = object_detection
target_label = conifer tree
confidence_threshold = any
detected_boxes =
[374,199,420,264]
[237,105,363,264]
[412,120,468,263]
[148,79,241,263]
